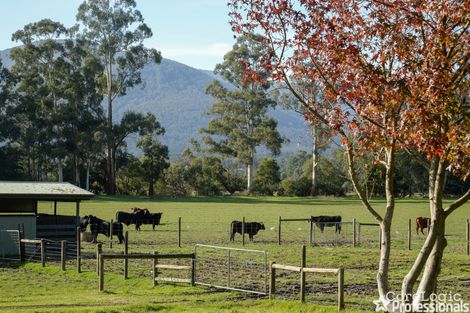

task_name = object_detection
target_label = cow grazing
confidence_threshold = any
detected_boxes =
[311,216,342,234]
[116,211,162,231]
[230,221,265,241]
[80,215,124,243]
[416,217,431,235]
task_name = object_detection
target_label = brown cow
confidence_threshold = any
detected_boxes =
[131,207,150,215]
[416,217,431,235]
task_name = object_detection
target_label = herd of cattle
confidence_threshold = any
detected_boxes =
[80,208,163,243]
[79,210,433,244]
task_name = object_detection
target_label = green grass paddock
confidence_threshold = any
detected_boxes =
[0,196,468,312]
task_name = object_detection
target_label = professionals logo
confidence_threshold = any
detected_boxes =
[373,292,469,312]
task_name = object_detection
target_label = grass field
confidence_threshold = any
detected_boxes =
[1,196,469,312]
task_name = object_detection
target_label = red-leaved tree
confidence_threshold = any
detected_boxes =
[229,0,469,310]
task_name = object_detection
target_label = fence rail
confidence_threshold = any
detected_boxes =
[269,245,344,311]
[97,251,195,291]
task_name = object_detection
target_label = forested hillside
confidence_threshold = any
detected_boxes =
[0,48,311,156]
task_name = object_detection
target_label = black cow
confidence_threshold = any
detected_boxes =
[311,216,342,234]
[81,215,124,243]
[116,211,162,231]
[230,221,265,241]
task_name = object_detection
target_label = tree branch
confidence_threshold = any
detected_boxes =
[345,141,383,222]
[444,187,470,218]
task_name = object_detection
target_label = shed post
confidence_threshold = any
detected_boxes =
[124,231,129,279]
[75,201,80,228]
[300,245,306,303]
[54,201,57,216]
[18,224,24,263]
[76,226,81,273]
[278,216,281,245]
[40,239,46,267]
[61,240,67,271]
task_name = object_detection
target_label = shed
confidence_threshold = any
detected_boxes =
[0,181,94,256]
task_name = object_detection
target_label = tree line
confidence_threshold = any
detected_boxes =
[0,1,468,200]
[0,0,167,195]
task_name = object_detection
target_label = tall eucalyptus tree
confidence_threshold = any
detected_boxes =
[76,0,161,194]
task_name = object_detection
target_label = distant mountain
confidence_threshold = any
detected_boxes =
[0,47,312,156]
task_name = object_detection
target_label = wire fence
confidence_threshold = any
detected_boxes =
[194,244,268,295]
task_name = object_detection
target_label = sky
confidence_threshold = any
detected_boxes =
[0,0,235,70]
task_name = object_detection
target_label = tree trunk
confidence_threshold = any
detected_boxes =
[377,147,395,310]
[410,158,448,309]
[106,57,115,195]
[85,161,90,191]
[400,156,451,311]
[58,160,63,182]
[310,123,318,196]
[75,156,80,187]
[247,163,253,194]
[412,217,446,309]
[149,179,154,196]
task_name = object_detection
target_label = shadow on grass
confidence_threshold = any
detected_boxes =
[93,195,367,206]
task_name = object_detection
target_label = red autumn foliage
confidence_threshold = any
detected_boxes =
[229,0,469,179]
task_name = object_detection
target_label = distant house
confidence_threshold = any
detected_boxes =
[0,181,94,257]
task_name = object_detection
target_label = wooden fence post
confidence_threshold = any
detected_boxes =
[40,239,46,267]
[76,227,81,273]
[466,219,469,256]
[96,243,102,276]
[227,249,231,287]
[269,261,276,300]
[99,253,104,291]
[178,217,182,248]
[309,219,314,245]
[61,240,67,271]
[300,245,306,303]
[352,219,357,248]
[109,219,113,249]
[124,231,129,279]
[408,219,412,250]
[338,267,345,310]
[242,217,245,246]
[190,255,196,286]
[278,216,282,245]
[152,251,158,287]
[357,222,361,246]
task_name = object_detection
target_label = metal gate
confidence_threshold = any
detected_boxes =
[0,230,20,261]
[194,244,268,295]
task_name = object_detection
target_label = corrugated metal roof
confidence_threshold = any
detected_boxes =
[0,181,94,200]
